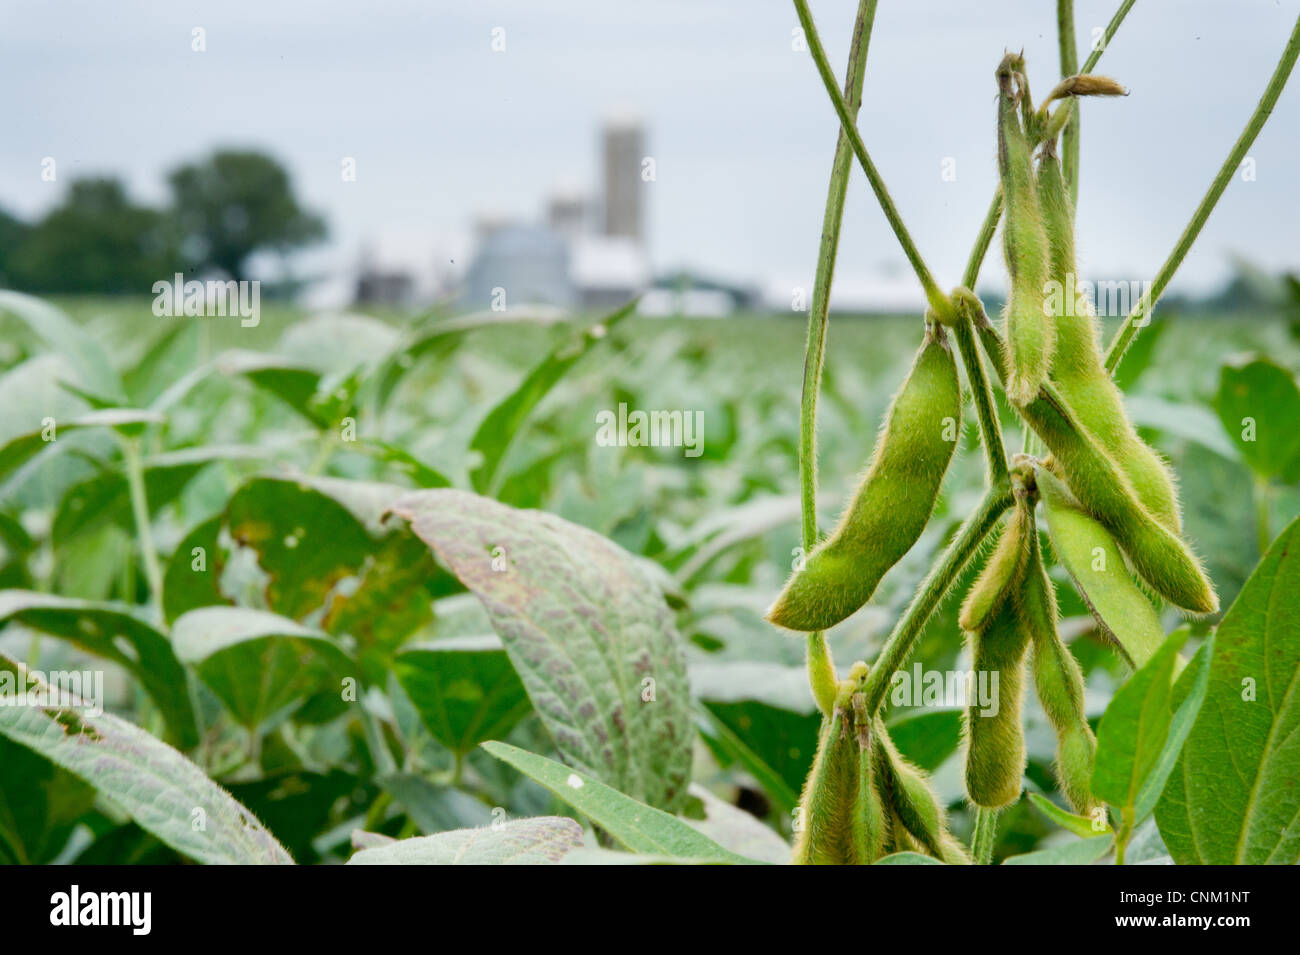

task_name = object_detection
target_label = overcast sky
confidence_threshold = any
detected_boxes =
[2,1,1297,300]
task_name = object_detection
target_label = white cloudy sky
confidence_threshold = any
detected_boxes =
[1,0,1297,299]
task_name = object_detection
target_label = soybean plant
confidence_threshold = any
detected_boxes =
[781,0,1300,865]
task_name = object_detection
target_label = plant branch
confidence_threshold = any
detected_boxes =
[1104,13,1300,373]
[121,436,164,610]
[972,807,999,864]
[858,486,1014,716]
[799,0,878,717]
[794,0,948,318]
[960,0,1135,290]
[951,294,1009,484]
[1057,0,1081,208]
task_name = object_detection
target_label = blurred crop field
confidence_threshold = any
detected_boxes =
[2,293,1295,863]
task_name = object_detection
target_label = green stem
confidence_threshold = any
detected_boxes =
[961,0,1135,290]
[1057,0,1081,208]
[121,436,164,610]
[1104,14,1300,373]
[951,308,1009,483]
[799,0,878,717]
[794,0,948,318]
[1115,805,1135,865]
[972,807,999,865]
[858,486,1014,716]
[359,704,398,776]
[1254,475,1272,555]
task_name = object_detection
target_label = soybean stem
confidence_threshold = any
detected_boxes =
[798,0,878,717]
[1056,0,1081,208]
[793,0,948,318]
[121,436,164,610]
[952,313,1009,484]
[859,486,1014,716]
[972,807,999,865]
[1104,13,1300,373]
[960,0,1135,290]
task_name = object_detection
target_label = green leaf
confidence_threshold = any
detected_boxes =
[1002,835,1114,865]
[1091,629,1188,811]
[0,291,124,403]
[0,590,197,748]
[1156,514,1300,864]
[377,773,493,833]
[1038,468,1166,668]
[0,653,292,864]
[0,408,164,486]
[172,606,356,731]
[348,817,583,865]
[1215,355,1300,481]
[1134,635,1213,822]
[874,851,947,865]
[0,736,96,864]
[392,636,532,754]
[215,350,325,426]
[683,784,790,865]
[482,741,752,863]
[469,302,634,494]
[1027,791,1110,838]
[393,490,692,810]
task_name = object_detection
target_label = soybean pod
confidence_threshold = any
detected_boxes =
[872,717,970,863]
[997,55,1055,406]
[1037,144,1183,534]
[767,323,961,632]
[792,710,861,865]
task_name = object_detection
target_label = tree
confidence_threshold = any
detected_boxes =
[6,178,177,294]
[166,150,326,281]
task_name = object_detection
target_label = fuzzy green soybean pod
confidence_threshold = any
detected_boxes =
[997,57,1054,406]
[792,710,861,865]
[962,496,1031,809]
[958,500,1031,633]
[767,322,961,632]
[872,718,970,863]
[1036,144,1183,534]
[1020,514,1099,815]
[850,696,889,863]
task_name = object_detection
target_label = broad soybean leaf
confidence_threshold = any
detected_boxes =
[481,741,751,863]
[1002,835,1114,865]
[393,636,532,755]
[469,301,635,494]
[0,408,163,485]
[0,736,96,864]
[163,514,226,622]
[0,590,197,748]
[1215,355,1300,481]
[1156,515,1300,864]
[348,816,582,865]
[0,654,292,864]
[0,291,124,403]
[378,773,493,833]
[874,852,946,865]
[1091,630,1188,812]
[393,490,691,810]
[172,606,356,731]
[1039,468,1165,668]
[215,349,324,426]
[1133,635,1213,822]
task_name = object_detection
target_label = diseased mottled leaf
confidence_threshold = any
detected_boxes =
[1156,515,1300,864]
[393,490,691,810]
[0,654,291,864]
[482,741,751,863]
[0,590,197,747]
[347,816,582,865]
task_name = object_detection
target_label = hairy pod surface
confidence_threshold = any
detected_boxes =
[792,711,861,865]
[959,503,1031,633]
[872,718,967,862]
[767,324,961,632]
[974,319,1217,613]
[961,493,1032,811]
[1021,523,1100,815]
[997,65,1054,405]
[1036,148,1183,534]
[1037,467,1166,667]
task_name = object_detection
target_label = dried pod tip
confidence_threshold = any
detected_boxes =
[1045,74,1128,106]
